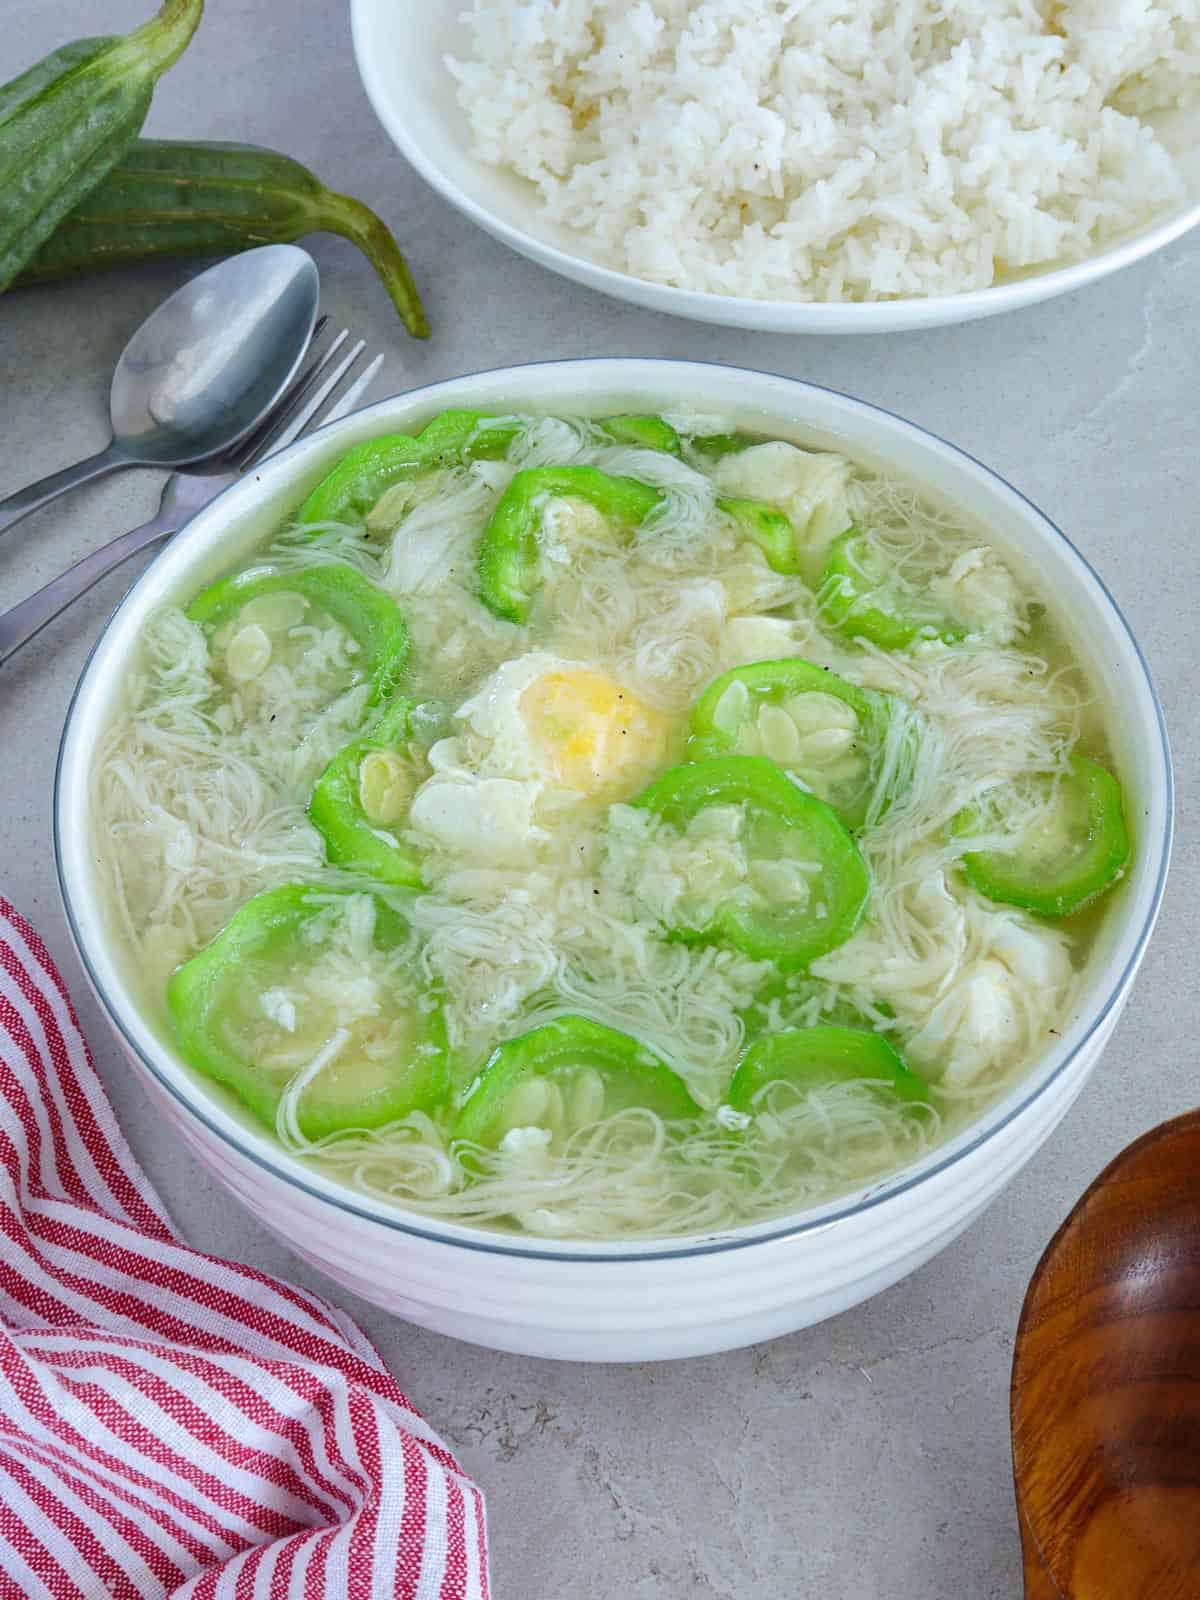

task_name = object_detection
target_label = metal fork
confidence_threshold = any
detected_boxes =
[0,327,384,666]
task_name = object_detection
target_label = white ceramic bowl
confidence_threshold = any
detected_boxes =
[351,0,1200,335]
[56,361,1172,1361]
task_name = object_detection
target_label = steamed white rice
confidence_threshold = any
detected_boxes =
[447,0,1199,301]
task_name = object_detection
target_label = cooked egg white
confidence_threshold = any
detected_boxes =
[713,441,853,573]
[813,867,1075,1088]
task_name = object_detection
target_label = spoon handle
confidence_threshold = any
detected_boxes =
[0,442,126,540]
[0,510,174,666]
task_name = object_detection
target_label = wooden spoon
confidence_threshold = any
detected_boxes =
[1011,1110,1200,1598]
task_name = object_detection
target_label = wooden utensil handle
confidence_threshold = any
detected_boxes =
[1020,1510,1062,1599]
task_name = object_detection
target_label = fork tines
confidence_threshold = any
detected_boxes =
[230,322,384,471]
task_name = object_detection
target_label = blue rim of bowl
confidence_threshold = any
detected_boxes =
[54,358,1174,1264]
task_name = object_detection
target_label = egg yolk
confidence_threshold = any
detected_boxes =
[519,669,669,798]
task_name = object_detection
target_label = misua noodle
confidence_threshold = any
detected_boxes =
[94,411,1130,1240]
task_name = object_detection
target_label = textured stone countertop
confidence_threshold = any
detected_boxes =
[2,5,1196,1596]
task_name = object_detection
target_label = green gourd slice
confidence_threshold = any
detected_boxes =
[452,1016,701,1149]
[167,885,449,1140]
[727,1026,929,1113]
[478,465,664,624]
[297,409,521,526]
[631,756,871,969]
[820,529,965,649]
[689,657,919,828]
[308,698,425,888]
[686,431,770,462]
[723,1024,928,1113]
[957,755,1130,918]
[597,414,683,455]
[717,498,800,574]
[187,561,409,705]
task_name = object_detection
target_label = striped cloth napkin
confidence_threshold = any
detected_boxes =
[0,897,489,1599]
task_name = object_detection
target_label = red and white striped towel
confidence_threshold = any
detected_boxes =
[0,897,488,1599]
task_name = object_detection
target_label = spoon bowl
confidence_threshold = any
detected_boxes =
[1012,1110,1200,1597]
[0,245,320,538]
[108,245,320,463]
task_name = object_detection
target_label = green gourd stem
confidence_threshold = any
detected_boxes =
[118,0,205,69]
[306,185,428,338]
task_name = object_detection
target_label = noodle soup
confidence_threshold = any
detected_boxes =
[95,410,1130,1240]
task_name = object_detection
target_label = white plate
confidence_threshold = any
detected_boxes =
[351,0,1200,335]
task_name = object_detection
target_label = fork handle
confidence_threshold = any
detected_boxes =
[0,442,128,541]
[0,510,176,666]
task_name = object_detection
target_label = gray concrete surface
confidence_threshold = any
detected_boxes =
[1,5,1196,1596]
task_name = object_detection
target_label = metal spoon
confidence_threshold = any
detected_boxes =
[0,244,320,540]
[1011,1109,1200,1597]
